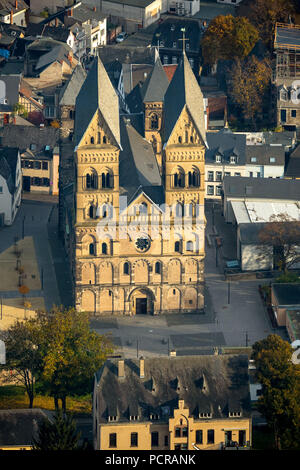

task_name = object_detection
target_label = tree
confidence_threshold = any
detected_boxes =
[201,15,259,65]
[242,0,295,48]
[32,410,81,450]
[252,334,300,449]
[257,213,300,272]
[1,320,41,408]
[12,103,28,119]
[228,56,271,128]
[33,307,114,411]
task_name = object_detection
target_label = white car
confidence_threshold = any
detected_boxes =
[116,32,127,43]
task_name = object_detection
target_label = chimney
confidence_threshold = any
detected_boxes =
[139,356,144,379]
[93,6,96,11]
[118,359,125,378]
[10,9,13,24]
[169,349,176,357]
[15,0,18,9]
[55,17,58,27]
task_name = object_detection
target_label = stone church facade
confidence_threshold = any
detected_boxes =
[73,53,206,315]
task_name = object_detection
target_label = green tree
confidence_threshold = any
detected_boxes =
[12,103,28,119]
[32,410,81,450]
[34,307,114,411]
[252,335,300,449]
[1,320,41,408]
[242,0,295,48]
[228,56,271,128]
[201,15,259,65]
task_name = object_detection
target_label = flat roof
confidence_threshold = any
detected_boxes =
[232,201,300,225]
[274,23,300,50]
[223,176,300,201]
[272,283,300,306]
[286,310,300,341]
[103,0,156,7]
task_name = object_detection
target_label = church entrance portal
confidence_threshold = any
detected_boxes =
[136,298,147,314]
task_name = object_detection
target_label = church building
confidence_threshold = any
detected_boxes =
[73,52,206,315]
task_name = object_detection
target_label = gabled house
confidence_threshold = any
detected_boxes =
[0,146,21,225]
[0,0,28,27]
[93,355,252,450]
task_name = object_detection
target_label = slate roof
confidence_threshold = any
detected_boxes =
[0,409,50,447]
[1,125,59,155]
[98,45,155,66]
[246,145,285,166]
[119,116,162,203]
[59,64,86,106]
[0,0,28,13]
[126,82,144,114]
[206,129,246,165]
[272,283,300,306]
[64,4,106,25]
[102,0,155,6]
[0,147,19,194]
[74,56,120,148]
[151,17,202,53]
[238,222,267,245]
[163,52,206,146]
[25,24,70,43]
[0,59,24,75]
[140,55,169,103]
[94,355,251,424]
[274,24,300,50]
[223,176,300,201]
[285,145,300,178]
[35,43,72,71]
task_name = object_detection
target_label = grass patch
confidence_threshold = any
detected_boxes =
[0,385,92,413]
[252,426,275,450]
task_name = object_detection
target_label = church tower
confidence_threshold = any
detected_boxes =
[74,57,121,314]
[142,54,169,174]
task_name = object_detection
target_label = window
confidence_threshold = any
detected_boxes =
[90,137,94,144]
[173,41,177,48]
[102,243,107,255]
[291,109,297,118]
[199,412,212,418]
[216,186,222,196]
[215,154,221,163]
[89,243,95,255]
[230,156,236,164]
[86,172,98,189]
[131,432,138,447]
[175,241,181,252]
[42,178,50,186]
[42,162,48,170]
[224,172,230,177]
[207,185,214,195]
[208,171,214,181]
[216,171,222,182]
[151,432,159,447]
[188,170,200,187]
[123,262,129,275]
[155,261,161,274]
[257,172,261,177]
[175,427,181,438]
[249,172,253,177]
[186,241,193,251]
[164,435,169,447]
[101,172,113,189]
[34,161,41,169]
[269,157,276,163]
[173,171,184,188]
[182,427,188,437]
[172,56,177,64]
[234,172,241,176]
[163,55,168,64]
[0,186,3,193]
[195,430,203,444]
[150,114,159,130]
[109,433,117,448]
[207,429,214,444]
[250,157,257,163]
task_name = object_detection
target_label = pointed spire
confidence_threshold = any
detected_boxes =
[141,54,169,103]
[74,56,120,148]
[163,51,207,147]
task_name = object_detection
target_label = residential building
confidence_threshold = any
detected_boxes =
[274,23,300,129]
[71,53,206,315]
[64,4,107,55]
[245,145,285,179]
[205,130,246,199]
[0,147,21,225]
[0,409,50,450]
[271,283,300,333]
[93,355,252,450]
[152,17,202,74]
[0,125,60,195]
[97,0,165,33]
[0,0,28,27]
[168,0,200,16]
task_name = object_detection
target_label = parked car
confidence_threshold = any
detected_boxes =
[116,32,127,43]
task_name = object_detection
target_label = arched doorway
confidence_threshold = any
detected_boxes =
[129,288,155,315]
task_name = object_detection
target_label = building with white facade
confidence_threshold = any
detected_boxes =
[168,0,200,16]
[0,147,21,226]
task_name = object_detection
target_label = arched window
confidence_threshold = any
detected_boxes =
[178,136,182,144]
[186,241,193,251]
[103,136,107,144]
[173,169,185,188]
[89,243,95,255]
[90,136,94,144]
[150,114,159,130]
[155,261,161,274]
[102,243,107,255]
[88,205,94,218]
[188,203,193,217]
[123,262,129,275]
[101,171,113,189]
[190,136,194,143]
[188,169,200,188]
[86,171,98,189]
[175,241,181,252]
[175,203,183,218]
